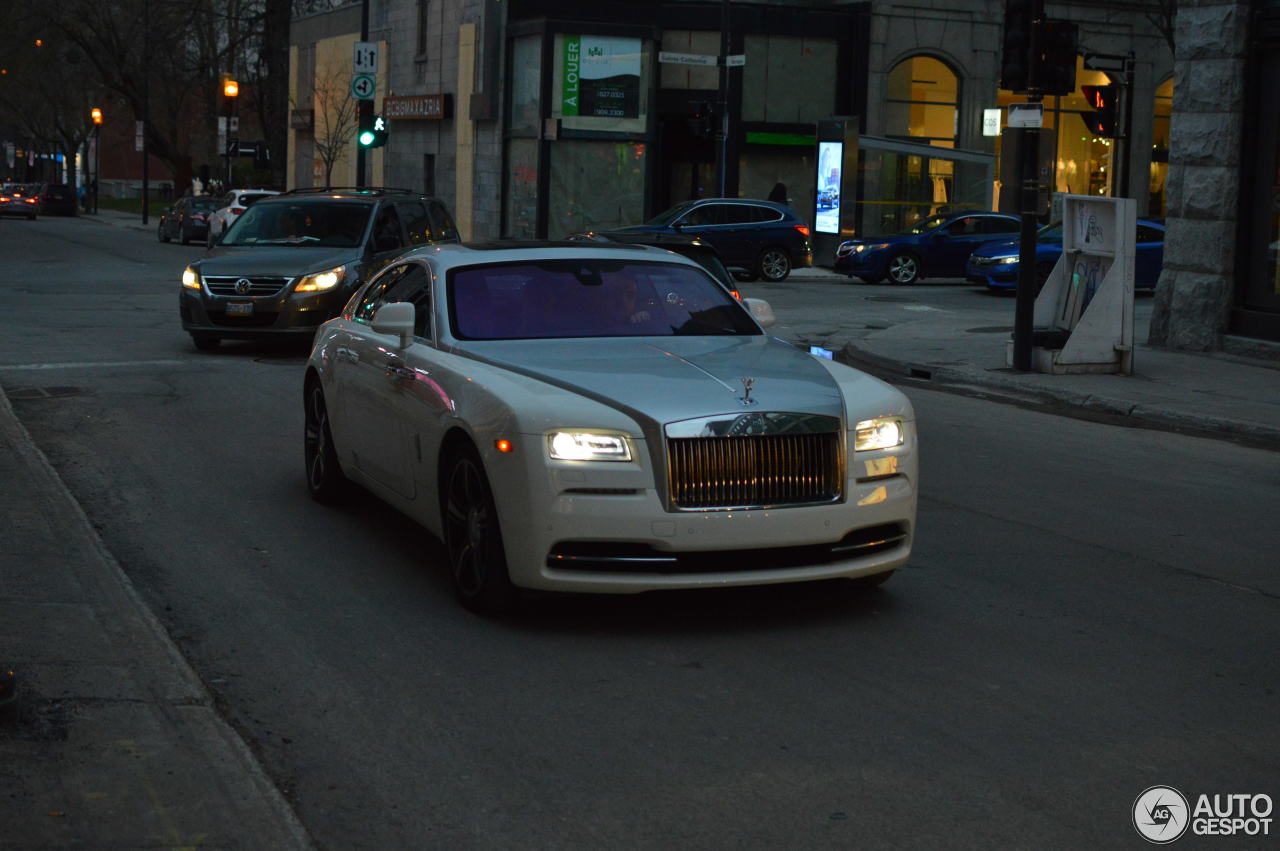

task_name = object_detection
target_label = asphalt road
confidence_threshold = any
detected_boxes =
[2,215,1276,849]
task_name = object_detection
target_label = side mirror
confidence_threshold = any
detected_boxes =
[671,219,685,230]
[372,301,416,348]
[743,297,776,329]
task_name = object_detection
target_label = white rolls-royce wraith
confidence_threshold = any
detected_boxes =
[304,242,917,613]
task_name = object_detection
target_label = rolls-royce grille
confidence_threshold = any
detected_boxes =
[667,433,842,509]
[203,275,291,296]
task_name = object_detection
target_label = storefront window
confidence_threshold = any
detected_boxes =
[504,139,540,238]
[1150,77,1172,215]
[509,35,542,135]
[549,140,646,235]
[885,56,958,148]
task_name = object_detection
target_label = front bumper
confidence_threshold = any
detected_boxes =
[180,278,355,340]
[966,257,1018,288]
[489,431,918,594]
[833,250,887,278]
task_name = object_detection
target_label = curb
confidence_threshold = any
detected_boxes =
[842,340,1280,451]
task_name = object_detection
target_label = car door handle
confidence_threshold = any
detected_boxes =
[385,361,415,380]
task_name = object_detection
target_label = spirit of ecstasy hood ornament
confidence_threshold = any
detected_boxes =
[739,376,756,406]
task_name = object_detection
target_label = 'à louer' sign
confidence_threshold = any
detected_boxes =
[562,35,641,119]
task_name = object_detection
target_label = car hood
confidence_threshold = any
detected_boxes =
[196,246,360,277]
[462,335,848,429]
[605,224,670,235]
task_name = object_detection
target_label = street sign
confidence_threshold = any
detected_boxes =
[983,108,1002,136]
[351,74,376,101]
[1007,102,1043,128]
[725,54,746,67]
[658,51,717,67]
[353,41,378,75]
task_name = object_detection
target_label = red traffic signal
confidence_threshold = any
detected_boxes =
[1079,84,1118,136]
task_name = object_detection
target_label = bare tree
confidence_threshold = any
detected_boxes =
[304,61,359,187]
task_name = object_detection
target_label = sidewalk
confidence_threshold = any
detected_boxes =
[831,292,1280,451]
[0,388,313,848]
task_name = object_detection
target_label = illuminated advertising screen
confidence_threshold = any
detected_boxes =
[816,141,842,234]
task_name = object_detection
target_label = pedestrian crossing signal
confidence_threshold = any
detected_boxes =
[358,114,388,148]
[1079,85,1118,137]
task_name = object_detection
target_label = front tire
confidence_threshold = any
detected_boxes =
[303,382,348,504]
[758,247,792,282]
[887,253,920,285]
[180,223,191,245]
[443,447,517,614]
[158,221,170,243]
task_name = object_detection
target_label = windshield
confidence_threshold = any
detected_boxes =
[1038,223,1064,241]
[191,198,219,212]
[644,201,697,226]
[221,201,371,247]
[898,213,952,235]
[449,259,761,340]
[239,193,274,207]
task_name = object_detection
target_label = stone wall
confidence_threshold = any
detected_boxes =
[1148,0,1249,350]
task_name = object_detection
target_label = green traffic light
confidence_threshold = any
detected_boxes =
[359,130,375,146]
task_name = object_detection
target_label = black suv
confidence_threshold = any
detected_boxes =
[179,188,459,350]
[605,198,813,282]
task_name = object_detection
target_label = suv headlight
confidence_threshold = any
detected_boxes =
[853,418,904,451]
[997,256,1019,265]
[181,266,201,290]
[295,265,347,292]
[548,430,632,462]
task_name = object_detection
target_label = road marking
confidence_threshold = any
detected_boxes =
[0,359,188,371]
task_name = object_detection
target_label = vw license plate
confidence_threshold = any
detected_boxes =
[227,302,253,316]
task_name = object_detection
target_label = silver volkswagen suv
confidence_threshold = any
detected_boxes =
[179,187,459,350]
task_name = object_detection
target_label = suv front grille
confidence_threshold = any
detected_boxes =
[203,275,292,296]
[667,432,842,509]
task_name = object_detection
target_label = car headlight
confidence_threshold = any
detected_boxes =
[181,266,201,290]
[295,265,347,292]
[836,243,855,257]
[864,243,890,252]
[853,418,904,451]
[997,256,1019,265]
[548,430,632,462]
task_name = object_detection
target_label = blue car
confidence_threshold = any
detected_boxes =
[834,211,1021,284]
[606,198,813,283]
[966,218,1165,292]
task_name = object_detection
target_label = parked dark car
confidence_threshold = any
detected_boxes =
[179,187,460,350]
[605,198,813,282]
[565,230,741,297]
[158,196,220,244]
[38,183,78,215]
[834,210,1022,284]
[966,218,1166,292]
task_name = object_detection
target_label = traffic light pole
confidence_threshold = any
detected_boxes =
[355,0,370,188]
[1011,124,1042,372]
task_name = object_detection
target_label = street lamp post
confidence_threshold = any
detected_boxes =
[223,76,239,188]
[90,107,102,215]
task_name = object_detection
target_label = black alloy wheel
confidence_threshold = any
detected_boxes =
[887,253,921,285]
[443,447,517,614]
[758,247,792,282]
[158,220,169,242]
[303,382,347,504]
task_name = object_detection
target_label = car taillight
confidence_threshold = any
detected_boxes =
[24,197,36,204]
[731,289,742,301]
[231,207,245,215]
[0,197,8,203]
[793,224,810,237]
